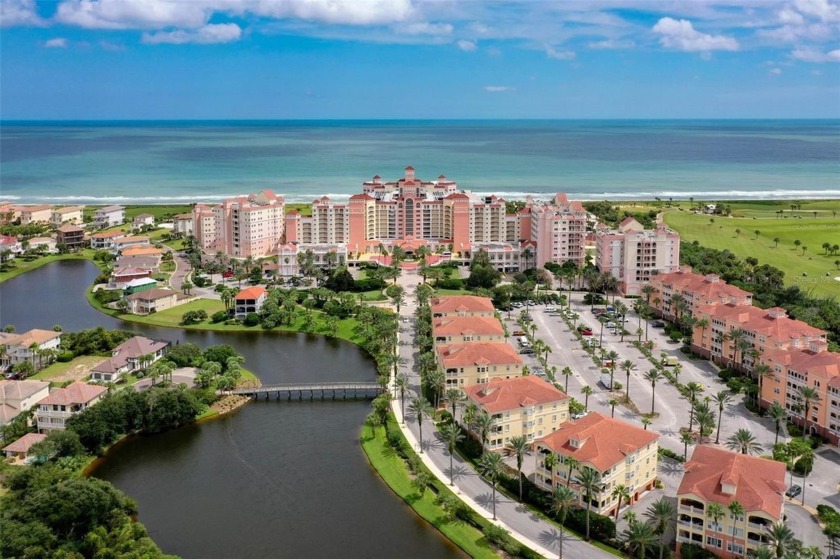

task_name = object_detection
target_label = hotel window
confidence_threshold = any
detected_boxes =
[706,536,722,548]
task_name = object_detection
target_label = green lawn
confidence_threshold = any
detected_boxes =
[358,289,387,301]
[0,250,101,284]
[361,419,500,559]
[433,288,474,296]
[285,203,312,216]
[663,208,840,298]
[31,355,107,383]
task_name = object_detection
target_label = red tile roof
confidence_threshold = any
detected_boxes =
[2,433,47,454]
[761,348,840,380]
[652,269,752,302]
[678,445,786,519]
[235,286,268,300]
[699,303,826,341]
[465,376,567,414]
[430,295,495,315]
[39,382,106,406]
[536,412,659,472]
[1,329,61,348]
[125,288,177,301]
[91,230,125,239]
[436,343,522,368]
[433,316,504,337]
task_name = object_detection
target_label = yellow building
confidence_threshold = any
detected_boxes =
[534,412,659,517]
[677,445,786,558]
[464,376,569,450]
[430,295,496,318]
[436,342,522,388]
[433,315,505,345]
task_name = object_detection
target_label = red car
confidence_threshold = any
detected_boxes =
[581,328,593,336]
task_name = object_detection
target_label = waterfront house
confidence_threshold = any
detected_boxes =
[124,288,179,315]
[436,342,523,388]
[172,214,194,237]
[27,237,57,253]
[433,315,505,345]
[534,412,660,518]
[94,205,125,229]
[56,224,85,250]
[0,329,62,372]
[234,286,268,319]
[430,295,496,318]
[676,445,786,558]
[0,379,50,426]
[36,382,107,433]
[90,229,125,250]
[3,433,47,460]
[132,213,155,230]
[111,268,153,289]
[19,205,53,225]
[50,206,84,227]
[0,235,22,259]
[464,376,568,451]
[90,335,169,383]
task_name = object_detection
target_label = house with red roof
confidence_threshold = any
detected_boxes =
[433,315,505,345]
[36,382,107,433]
[234,286,268,319]
[464,376,569,451]
[3,433,47,460]
[649,266,753,319]
[534,412,660,517]
[436,342,523,388]
[677,445,786,557]
[430,295,495,318]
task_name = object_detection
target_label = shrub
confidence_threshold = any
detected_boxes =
[435,278,465,290]
[386,430,404,453]
[680,542,718,559]
[482,524,509,547]
[180,310,208,325]
[243,313,260,327]
[56,351,74,363]
[211,311,228,323]
[565,508,615,541]
[659,448,685,463]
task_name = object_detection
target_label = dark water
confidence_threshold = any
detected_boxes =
[0,260,464,559]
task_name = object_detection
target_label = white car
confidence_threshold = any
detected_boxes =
[571,411,589,420]
[605,321,617,329]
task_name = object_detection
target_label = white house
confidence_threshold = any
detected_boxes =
[132,213,155,230]
[234,286,268,319]
[0,329,62,372]
[94,205,125,228]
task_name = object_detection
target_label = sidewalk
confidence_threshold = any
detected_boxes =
[389,272,618,559]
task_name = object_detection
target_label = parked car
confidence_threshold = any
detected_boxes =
[605,321,617,329]
[519,348,535,355]
[651,321,666,328]
[512,330,526,337]
[785,485,802,498]
[581,328,593,336]
[545,307,557,313]
[571,411,588,420]
[587,339,600,348]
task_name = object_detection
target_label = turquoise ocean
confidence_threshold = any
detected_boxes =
[1,120,838,204]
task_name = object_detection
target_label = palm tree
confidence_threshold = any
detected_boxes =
[478,452,505,520]
[620,359,637,400]
[575,467,603,541]
[797,385,821,437]
[767,402,787,446]
[685,382,704,432]
[706,501,725,533]
[564,456,579,486]
[622,519,658,559]
[440,422,464,486]
[474,410,497,450]
[711,390,732,444]
[727,327,746,371]
[726,428,763,455]
[606,350,619,387]
[695,317,710,349]
[580,385,593,411]
[754,363,773,406]
[395,373,410,424]
[443,388,465,422]
[728,500,746,557]
[798,447,815,506]
[609,398,618,418]
[641,416,652,431]
[773,237,780,248]
[561,366,573,393]
[644,369,662,416]
[766,521,796,558]
[550,485,577,559]
[681,431,694,460]
[505,435,529,501]
[409,397,433,453]
[753,546,775,559]
[644,498,675,559]
[611,484,631,525]
[426,369,446,409]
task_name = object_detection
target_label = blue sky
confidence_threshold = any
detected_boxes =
[1,0,838,119]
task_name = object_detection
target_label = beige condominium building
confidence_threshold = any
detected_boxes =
[436,342,523,388]
[433,315,505,345]
[430,295,496,318]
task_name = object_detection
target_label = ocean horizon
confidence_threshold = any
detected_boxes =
[2,119,838,204]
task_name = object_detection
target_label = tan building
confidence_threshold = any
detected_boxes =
[3,432,47,460]
[760,348,840,444]
[436,342,523,388]
[193,190,285,258]
[125,288,179,315]
[19,205,53,225]
[51,206,85,227]
[691,304,828,373]
[36,382,107,433]
[534,412,660,517]
[528,193,588,270]
[433,315,505,345]
[172,213,194,237]
[596,217,681,296]
[648,267,753,319]
[430,295,495,318]
[0,379,50,426]
[677,445,786,557]
[464,376,569,450]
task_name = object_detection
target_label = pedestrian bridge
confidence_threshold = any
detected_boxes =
[225,382,382,401]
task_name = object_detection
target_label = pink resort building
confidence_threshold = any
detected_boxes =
[194,190,285,258]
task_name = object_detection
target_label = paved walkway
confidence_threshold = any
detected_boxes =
[390,271,617,559]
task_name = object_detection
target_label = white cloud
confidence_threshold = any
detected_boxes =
[791,46,840,61]
[456,39,477,51]
[1,0,44,27]
[252,0,413,25]
[544,45,575,60]
[394,21,452,36]
[44,37,69,48]
[652,17,739,52]
[769,67,783,75]
[484,85,514,92]
[793,0,840,22]
[587,39,635,50]
[142,23,242,45]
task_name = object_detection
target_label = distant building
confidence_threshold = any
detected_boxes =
[90,230,125,250]
[0,329,62,372]
[36,382,107,433]
[677,445,786,557]
[132,213,155,230]
[56,224,85,250]
[648,266,753,319]
[121,245,165,258]
[596,217,681,296]
[464,376,569,450]
[534,412,660,518]
[0,235,22,259]
[121,277,158,295]
[90,336,169,383]
[51,206,84,227]
[19,205,53,225]
[193,190,285,258]
[0,379,50,426]
[93,205,125,229]
[430,295,496,318]
[172,214,194,237]
[27,237,57,254]
[111,268,154,290]
[528,193,588,269]
[124,288,179,315]
[436,342,523,388]
[234,286,268,319]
